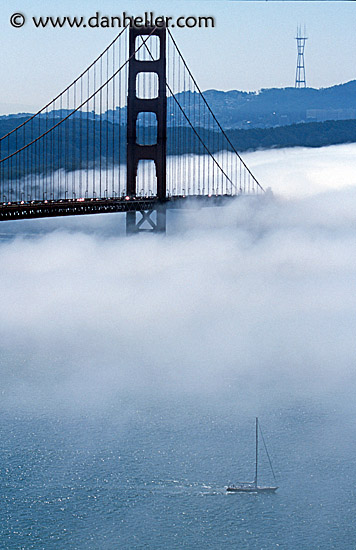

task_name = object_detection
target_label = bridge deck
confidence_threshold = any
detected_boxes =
[0,195,238,221]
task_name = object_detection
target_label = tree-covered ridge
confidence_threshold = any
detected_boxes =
[202,80,356,128]
[1,117,356,179]
[3,79,356,131]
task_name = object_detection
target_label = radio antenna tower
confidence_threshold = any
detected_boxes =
[295,25,307,88]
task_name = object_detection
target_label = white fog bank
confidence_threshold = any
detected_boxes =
[1,144,356,412]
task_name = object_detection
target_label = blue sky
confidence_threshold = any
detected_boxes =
[1,1,356,113]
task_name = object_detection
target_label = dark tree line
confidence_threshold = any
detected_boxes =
[1,116,356,179]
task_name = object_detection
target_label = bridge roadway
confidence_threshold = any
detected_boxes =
[0,194,237,221]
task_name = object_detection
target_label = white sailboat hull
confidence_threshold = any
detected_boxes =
[226,485,278,493]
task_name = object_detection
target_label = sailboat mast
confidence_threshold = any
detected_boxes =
[255,417,258,486]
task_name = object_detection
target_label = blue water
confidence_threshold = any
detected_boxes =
[1,396,356,550]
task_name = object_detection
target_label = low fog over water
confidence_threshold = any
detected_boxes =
[2,144,356,550]
[1,143,356,413]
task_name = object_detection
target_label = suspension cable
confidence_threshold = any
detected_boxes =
[0,27,128,143]
[167,29,264,192]
[139,34,237,192]
[0,28,157,166]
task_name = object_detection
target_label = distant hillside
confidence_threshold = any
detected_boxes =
[1,117,356,179]
[2,80,356,131]
[202,80,356,129]
[226,119,356,151]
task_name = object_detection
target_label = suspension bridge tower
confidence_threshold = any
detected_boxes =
[295,25,307,88]
[126,26,167,234]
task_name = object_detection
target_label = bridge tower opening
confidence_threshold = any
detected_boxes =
[126,26,167,234]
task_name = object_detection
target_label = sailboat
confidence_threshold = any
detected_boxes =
[226,417,278,493]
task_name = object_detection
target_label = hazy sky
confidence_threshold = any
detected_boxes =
[1,1,356,114]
